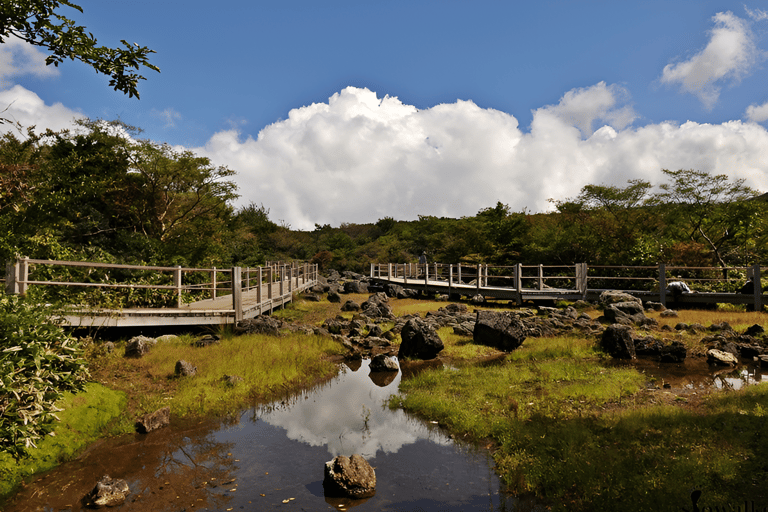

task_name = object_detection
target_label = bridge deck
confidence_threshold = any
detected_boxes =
[60,278,312,328]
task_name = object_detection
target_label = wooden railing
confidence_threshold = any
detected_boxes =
[370,262,765,310]
[5,257,318,322]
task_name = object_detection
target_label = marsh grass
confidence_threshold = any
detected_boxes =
[0,383,125,499]
[93,331,346,419]
[649,308,766,333]
[395,323,768,511]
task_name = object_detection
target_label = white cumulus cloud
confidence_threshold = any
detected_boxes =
[191,85,768,231]
[539,82,637,138]
[0,37,59,83]
[0,85,84,132]
[745,101,768,123]
[661,11,761,109]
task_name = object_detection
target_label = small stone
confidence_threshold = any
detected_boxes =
[84,475,130,508]
[135,407,170,434]
[175,360,197,377]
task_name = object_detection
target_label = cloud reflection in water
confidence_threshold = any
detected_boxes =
[255,359,451,457]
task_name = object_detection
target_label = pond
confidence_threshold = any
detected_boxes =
[3,359,524,511]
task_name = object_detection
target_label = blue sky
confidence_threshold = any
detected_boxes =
[2,0,768,229]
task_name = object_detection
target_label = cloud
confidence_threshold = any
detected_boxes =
[189,85,768,231]
[745,101,768,123]
[0,37,58,84]
[538,82,637,138]
[151,107,182,128]
[744,6,768,21]
[0,85,84,132]
[660,11,761,109]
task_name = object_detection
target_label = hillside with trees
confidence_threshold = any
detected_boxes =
[1,121,767,278]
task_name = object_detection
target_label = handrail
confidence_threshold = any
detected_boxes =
[5,258,319,318]
[370,262,764,310]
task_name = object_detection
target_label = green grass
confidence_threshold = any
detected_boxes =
[92,331,346,419]
[0,383,126,499]
[393,329,768,511]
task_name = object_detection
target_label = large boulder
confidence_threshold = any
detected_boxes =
[84,475,130,508]
[361,293,394,319]
[600,324,636,359]
[599,290,642,307]
[323,454,376,499]
[234,316,282,336]
[398,318,444,360]
[344,281,368,294]
[473,310,527,352]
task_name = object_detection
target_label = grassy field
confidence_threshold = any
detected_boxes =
[2,293,767,511]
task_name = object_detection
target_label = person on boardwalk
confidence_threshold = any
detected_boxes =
[418,251,427,278]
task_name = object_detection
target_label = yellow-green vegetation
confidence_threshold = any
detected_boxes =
[0,383,125,498]
[437,326,498,361]
[91,331,346,421]
[393,313,768,511]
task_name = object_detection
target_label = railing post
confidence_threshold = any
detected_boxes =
[659,263,667,307]
[5,258,20,295]
[448,264,453,297]
[174,266,183,308]
[268,265,274,301]
[458,263,462,284]
[211,267,218,299]
[476,264,482,293]
[257,267,263,307]
[232,266,243,322]
[515,263,522,305]
[280,264,285,299]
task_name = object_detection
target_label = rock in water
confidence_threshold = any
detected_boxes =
[135,406,170,433]
[369,354,399,372]
[323,454,376,498]
[84,475,129,508]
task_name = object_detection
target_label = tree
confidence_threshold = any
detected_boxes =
[654,169,763,268]
[0,0,158,102]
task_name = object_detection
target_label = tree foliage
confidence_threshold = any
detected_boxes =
[0,0,159,100]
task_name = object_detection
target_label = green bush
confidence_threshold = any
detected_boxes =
[0,295,89,458]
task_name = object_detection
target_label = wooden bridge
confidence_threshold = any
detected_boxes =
[4,258,318,328]
[369,262,766,311]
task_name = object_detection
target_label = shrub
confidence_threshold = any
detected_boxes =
[0,295,89,458]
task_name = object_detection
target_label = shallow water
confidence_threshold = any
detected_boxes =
[3,359,519,511]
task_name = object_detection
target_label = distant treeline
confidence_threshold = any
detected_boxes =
[2,120,766,275]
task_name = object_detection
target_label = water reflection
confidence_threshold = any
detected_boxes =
[4,359,515,511]
[254,358,451,457]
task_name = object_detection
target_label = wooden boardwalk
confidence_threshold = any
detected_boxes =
[4,258,318,328]
[369,262,766,310]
